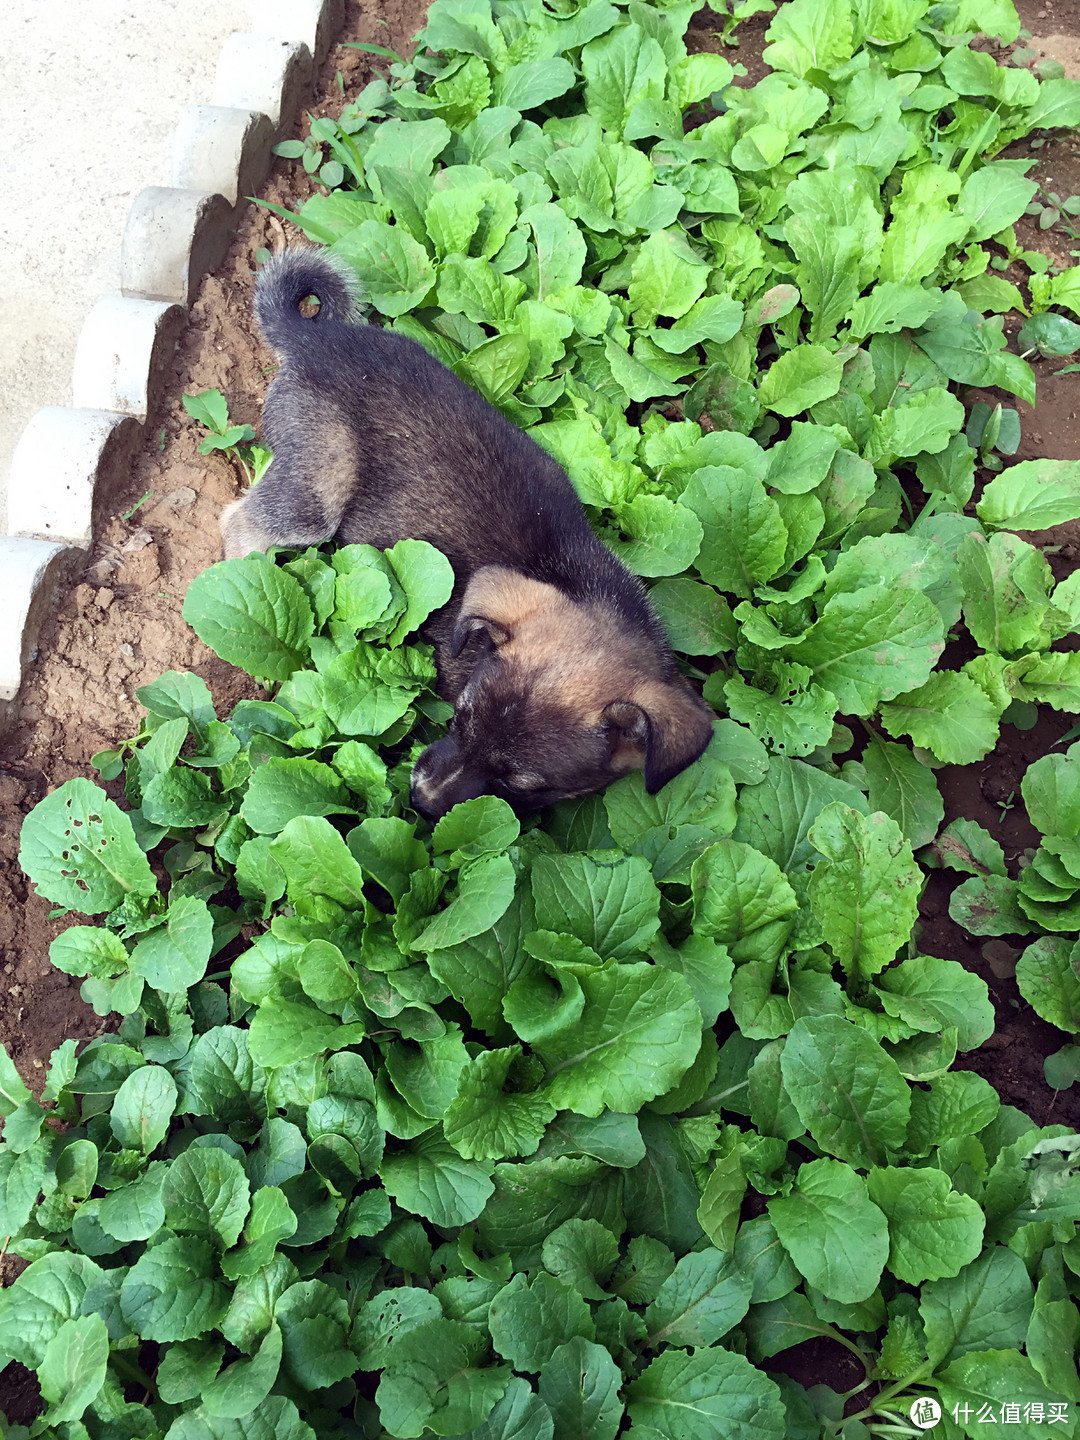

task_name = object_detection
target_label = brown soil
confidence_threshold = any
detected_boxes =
[3,0,1080,1419]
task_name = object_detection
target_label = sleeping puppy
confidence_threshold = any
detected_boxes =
[221,247,714,821]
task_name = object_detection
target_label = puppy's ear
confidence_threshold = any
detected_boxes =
[603,678,714,793]
[450,613,511,658]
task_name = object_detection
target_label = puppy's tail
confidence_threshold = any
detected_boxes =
[254,246,361,352]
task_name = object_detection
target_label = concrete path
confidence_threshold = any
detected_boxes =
[0,0,251,533]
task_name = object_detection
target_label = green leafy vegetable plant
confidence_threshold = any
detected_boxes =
[182,389,273,488]
[6,0,1080,1435]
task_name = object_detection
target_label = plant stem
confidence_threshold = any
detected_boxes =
[110,1351,159,1401]
[843,1360,936,1426]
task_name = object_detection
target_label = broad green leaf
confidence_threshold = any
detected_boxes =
[921,1244,1042,1365]
[682,466,788,599]
[412,852,517,951]
[763,0,853,77]
[518,203,587,297]
[202,1321,283,1419]
[335,219,435,316]
[1021,752,1080,837]
[0,1252,105,1368]
[19,778,157,913]
[270,815,367,909]
[49,925,130,981]
[37,1313,109,1425]
[444,1046,557,1160]
[627,1344,786,1440]
[0,1046,32,1118]
[862,738,944,850]
[530,851,660,960]
[655,294,745,351]
[866,386,965,466]
[807,804,921,980]
[647,577,736,656]
[875,953,996,1051]
[791,585,944,716]
[757,345,845,417]
[1015,936,1080,1034]
[428,882,536,1036]
[880,165,968,284]
[249,998,365,1068]
[608,494,703,577]
[182,555,314,682]
[880,671,1002,764]
[667,52,734,109]
[960,165,1038,242]
[120,1235,229,1342]
[786,215,861,344]
[381,1127,494,1227]
[541,1218,619,1302]
[906,1071,1000,1157]
[915,308,1035,407]
[691,840,798,964]
[495,56,576,109]
[781,1015,911,1167]
[605,745,736,849]
[439,252,527,324]
[489,1271,595,1372]
[110,1065,177,1154]
[137,670,216,734]
[130,895,214,991]
[581,23,667,136]
[722,671,838,760]
[644,1248,753,1347]
[846,281,945,341]
[629,229,710,328]
[242,758,354,834]
[536,962,701,1116]
[768,1158,889,1304]
[936,1350,1069,1440]
[734,755,868,874]
[364,115,451,172]
[957,530,1053,657]
[1023,75,1080,130]
[538,1336,622,1440]
[457,332,532,404]
[163,1146,251,1250]
[348,816,428,901]
[866,1166,985,1284]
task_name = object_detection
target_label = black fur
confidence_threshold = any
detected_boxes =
[223,247,714,818]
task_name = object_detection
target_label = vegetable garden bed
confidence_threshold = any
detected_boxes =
[3,0,1080,1434]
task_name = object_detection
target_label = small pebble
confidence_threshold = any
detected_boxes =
[165,487,197,510]
[95,587,115,609]
[122,527,153,553]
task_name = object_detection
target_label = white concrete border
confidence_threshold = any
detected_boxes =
[0,0,345,729]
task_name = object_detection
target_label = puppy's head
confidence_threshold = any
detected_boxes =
[410,568,714,821]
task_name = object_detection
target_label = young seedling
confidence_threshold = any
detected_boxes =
[964,401,1021,471]
[182,388,273,489]
[1024,185,1080,236]
[707,0,776,45]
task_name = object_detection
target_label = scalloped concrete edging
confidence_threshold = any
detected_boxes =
[0,0,346,733]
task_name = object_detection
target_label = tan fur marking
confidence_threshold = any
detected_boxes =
[458,566,654,714]
[308,408,360,516]
[220,497,279,561]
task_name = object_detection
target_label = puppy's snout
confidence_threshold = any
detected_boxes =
[410,735,491,821]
